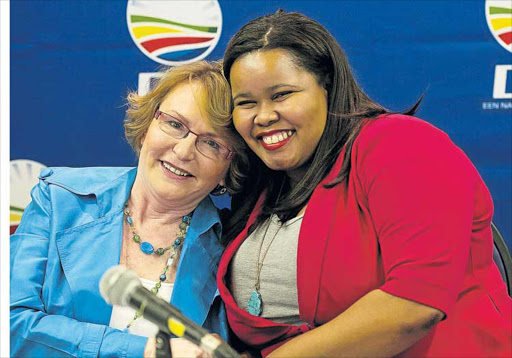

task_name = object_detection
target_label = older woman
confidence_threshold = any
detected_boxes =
[10,61,246,358]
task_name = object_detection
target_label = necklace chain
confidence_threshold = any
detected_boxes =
[254,218,282,291]
[123,200,192,330]
[247,179,287,316]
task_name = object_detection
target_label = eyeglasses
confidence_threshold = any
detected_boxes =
[154,110,235,160]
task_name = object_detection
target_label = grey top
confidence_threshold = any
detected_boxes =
[230,214,306,326]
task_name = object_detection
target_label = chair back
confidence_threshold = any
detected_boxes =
[492,222,512,296]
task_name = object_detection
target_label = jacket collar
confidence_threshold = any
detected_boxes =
[44,167,136,217]
[188,195,222,243]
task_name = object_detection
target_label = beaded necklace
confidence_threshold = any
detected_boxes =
[123,202,192,330]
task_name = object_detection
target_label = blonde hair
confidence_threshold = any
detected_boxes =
[125,61,248,193]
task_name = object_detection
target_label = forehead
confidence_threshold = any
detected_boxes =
[230,49,312,88]
[159,83,226,138]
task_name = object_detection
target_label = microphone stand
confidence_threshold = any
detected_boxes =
[155,330,172,358]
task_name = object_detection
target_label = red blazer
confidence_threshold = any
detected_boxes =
[218,115,512,357]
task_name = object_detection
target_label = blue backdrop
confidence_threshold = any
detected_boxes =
[11,0,512,247]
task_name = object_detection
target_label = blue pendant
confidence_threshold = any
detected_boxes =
[247,290,262,316]
[140,241,154,254]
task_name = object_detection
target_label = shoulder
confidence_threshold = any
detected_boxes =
[351,114,477,185]
[356,114,450,150]
[40,167,135,195]
[353,114,466,161]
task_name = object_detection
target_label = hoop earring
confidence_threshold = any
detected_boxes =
[211,185,227,196]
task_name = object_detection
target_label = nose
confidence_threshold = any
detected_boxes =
[173,133,197,161]
[254,102,279,127]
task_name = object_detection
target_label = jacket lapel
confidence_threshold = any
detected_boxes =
[171,197,224,326]
[297,153,345,325]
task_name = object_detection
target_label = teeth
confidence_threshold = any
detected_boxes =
[162,162,190,177]
[262,131,293,145]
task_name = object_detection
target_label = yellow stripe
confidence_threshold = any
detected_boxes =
[167,318,186,337]
[132,26,183,39]
[491,17,512,31]
[10,212,22,223]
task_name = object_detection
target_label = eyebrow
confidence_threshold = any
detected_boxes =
[169,110,223,140]
[233,84,301,102]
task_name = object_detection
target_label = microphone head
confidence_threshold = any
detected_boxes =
[99,265,141,306]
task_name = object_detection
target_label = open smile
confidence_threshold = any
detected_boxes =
[160,160,193,179]
[257,130,295,150]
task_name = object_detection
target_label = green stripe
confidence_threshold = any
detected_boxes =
[131,15,217,33]
[10,205,24,213]
[490,6,512,15]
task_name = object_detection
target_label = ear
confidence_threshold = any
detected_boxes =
[140,131,147,148]
[218,178,225,187]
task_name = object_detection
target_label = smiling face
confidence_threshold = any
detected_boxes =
[136,82,232,206]
[230,49,328,180]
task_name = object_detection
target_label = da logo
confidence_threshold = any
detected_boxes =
[10,159,47,234]
[486,0,512,53]
[126,0,222,66]
[485,1,512,100]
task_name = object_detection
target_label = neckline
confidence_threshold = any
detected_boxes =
[140,276,174,287]
[270,213,305,227]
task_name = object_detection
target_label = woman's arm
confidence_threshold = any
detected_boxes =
[269,289,443,357]
[10,178,147,358]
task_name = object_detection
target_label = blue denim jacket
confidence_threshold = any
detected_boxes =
[10,167,229,358]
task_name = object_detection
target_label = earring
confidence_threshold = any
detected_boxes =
[211,185,227,196]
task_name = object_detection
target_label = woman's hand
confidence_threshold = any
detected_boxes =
[144,337,207,358]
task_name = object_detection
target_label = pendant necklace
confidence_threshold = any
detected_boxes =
[247,217,283,316]
[247,178,286,316]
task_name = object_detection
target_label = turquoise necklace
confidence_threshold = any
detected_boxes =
[247,179,286,316]
[123,202,192,329]
[248,218,282,316]
[124,203,191,256]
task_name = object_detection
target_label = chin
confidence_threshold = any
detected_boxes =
[263,159,295,172]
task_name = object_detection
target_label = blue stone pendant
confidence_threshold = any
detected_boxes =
[140,241,155,254]
[247,290,262,316]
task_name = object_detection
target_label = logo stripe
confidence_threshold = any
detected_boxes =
[141,37,214,53]
[499,32,512,45]
[131,15,217,33]
[10,205,24,213]
[133,26,184,39]
[489,6,512,15]
[491,17,512,31]
[158,47,210,61]
[10,213,23,222]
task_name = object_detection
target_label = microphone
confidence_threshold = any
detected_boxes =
[99,265,240,358]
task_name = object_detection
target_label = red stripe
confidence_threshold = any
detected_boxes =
[141,37,213,53]
[499,31,512,46]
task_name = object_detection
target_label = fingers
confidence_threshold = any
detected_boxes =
[144,337,156,358]
[170,337,209,358]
